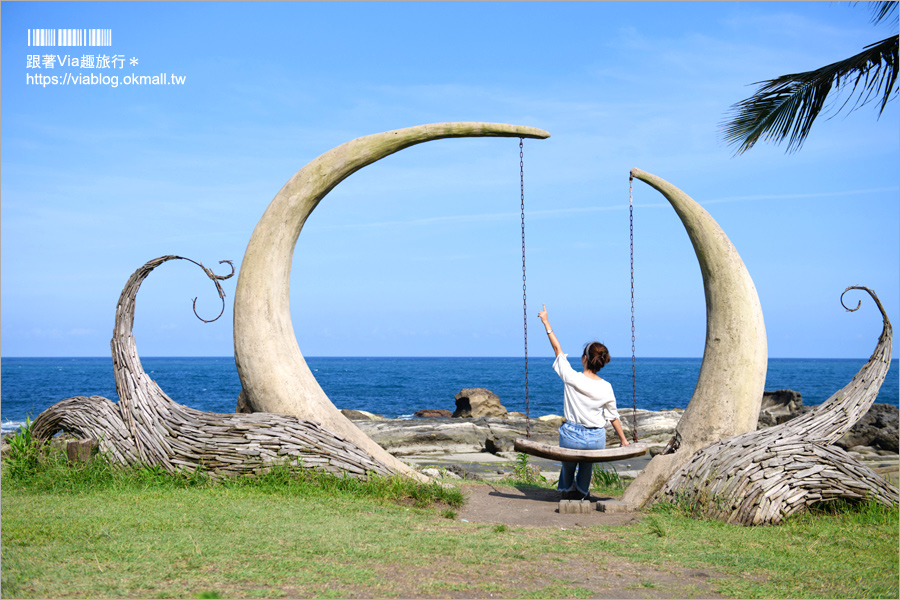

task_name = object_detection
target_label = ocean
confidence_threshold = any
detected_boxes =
[1,356,897,435]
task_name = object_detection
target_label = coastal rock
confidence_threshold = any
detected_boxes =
[354,416,559,456]
[355,418,489,455]
[446,464,482,480]
[453,388,507,418]
[536,414,566,427]
[616,409,684,449]
[350,392,896,460]
[340,409,384,421]
[66,438,98,464]
[353,411,685,457]
[236,389,252,414]
[414,409,452,418]
[836,403,898,453]
[753,388,897,453]
[421,467,461,480]
[757,389,806,427]
[484,435,513,454]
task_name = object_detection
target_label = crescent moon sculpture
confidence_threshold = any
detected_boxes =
[234,123,551,476]
[621,168,768,507]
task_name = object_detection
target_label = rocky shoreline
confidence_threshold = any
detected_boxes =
[348,405,899,455]
[342,390,899,479]
[4,389,896,482]
[349,409,684,456]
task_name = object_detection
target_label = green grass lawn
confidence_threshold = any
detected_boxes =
[2,450,898,599]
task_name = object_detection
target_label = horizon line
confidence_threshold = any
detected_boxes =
[2,355,895,361]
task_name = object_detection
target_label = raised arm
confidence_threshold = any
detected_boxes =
[537,304,563,357]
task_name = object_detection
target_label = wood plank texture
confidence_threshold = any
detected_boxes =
[32,256,394,481]
[656,286,898,525]
[514,438,649,462]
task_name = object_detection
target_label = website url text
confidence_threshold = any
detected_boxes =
[26,72,185,88]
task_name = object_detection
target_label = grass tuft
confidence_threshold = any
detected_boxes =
[646,515,667,537]
[2,442,464,509]
[592,463,626,496]
[511,452,547,484]
[3,417,48,480]
[799,496,898,526]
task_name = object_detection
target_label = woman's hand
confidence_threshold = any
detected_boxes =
[611,419,630,447]
[538,304,550,328]
[539,304,562,356]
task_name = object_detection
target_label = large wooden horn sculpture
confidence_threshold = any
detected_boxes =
[621,168,769,507]
[234,123,550,476]
[621,170,897,523]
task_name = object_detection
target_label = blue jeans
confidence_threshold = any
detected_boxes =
[557,421,606,497]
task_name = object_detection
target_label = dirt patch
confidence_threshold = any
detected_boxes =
[398,482,729,599]
[456,481,643,528]
[221,481,733,598]
[366,556,729,599]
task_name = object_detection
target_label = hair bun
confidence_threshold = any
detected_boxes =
[584,341,611,372]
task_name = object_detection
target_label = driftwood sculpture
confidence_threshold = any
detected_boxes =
[658,286,897,525]
[233,122,550,477]
[31,255,394,479]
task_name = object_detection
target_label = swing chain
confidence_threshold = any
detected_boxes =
[520,138,530,438]
[629,175,638,443]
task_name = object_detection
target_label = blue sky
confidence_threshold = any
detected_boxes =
[2,1,898,360]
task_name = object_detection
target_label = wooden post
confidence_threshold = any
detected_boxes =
[66,439,96,464]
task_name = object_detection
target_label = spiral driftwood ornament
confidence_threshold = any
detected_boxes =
[32,256,394,479]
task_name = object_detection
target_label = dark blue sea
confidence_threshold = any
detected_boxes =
[2,356,898,435]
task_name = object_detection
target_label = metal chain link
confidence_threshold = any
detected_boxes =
[520,138,530,438]
[629,175,638,443]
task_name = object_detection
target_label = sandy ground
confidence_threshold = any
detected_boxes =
[456,480,641,528]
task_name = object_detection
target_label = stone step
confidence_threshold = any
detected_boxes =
[596,499,639,513]
[558,499,593,514]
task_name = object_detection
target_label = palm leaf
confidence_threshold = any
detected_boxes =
[722,34,898,155]
[867,0,898,25]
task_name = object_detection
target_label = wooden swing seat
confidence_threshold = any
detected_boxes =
[514,438,648,462]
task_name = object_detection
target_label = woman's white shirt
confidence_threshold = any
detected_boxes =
[552,353,620,428]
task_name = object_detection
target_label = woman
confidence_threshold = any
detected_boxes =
[538,304,629,500]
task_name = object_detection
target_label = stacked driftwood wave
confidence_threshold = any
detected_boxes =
[32,256,393,479]
[658,286,898,525]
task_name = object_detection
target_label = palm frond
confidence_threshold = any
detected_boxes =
[867,1,898,25]
[722,34,898,155]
